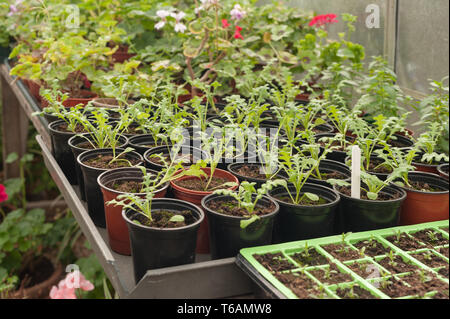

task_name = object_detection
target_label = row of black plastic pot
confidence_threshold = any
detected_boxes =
[47,119,449,284]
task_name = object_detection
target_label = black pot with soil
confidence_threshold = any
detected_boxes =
[333,184,407,233]
[48,119,88,185]
[68,133,128,201]
[345,155,393,181]
[268,183,341,243]
[143,145,208,172]
[307,159,351,188]
[315,133,354,163]
[438,163,449,180]
[123,199,204,283]
[128,134,169,156]
[77,148,143,227]
[227,162,286,188]
[201,194,280,259]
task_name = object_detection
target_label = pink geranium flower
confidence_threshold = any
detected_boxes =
[309,14,338,27]
[234,26,244,40]
[221,19,230,29]
[0,184,8,203]
[49,270,94,299]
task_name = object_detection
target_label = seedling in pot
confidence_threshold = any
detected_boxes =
[213,179,286,229]
[107,164,201,226]
[276,151,323,205]
[107,147,136,167]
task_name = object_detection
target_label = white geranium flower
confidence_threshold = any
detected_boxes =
[230,4,246,21]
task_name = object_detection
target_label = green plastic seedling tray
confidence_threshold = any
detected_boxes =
[236,220,449,299]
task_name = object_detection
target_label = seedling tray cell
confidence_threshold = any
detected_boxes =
[236,220,449,299]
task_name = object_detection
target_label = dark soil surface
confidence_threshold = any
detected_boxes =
[437,266,449,278]
[367,160,392,174]
[346,261,382,279]
[335,285,378,299]
[148,153,194,167]
[384,233,424,251]
[403,181,447,192]
[273,194,328,206]
[18,256,54,288]
[353,239,389,257]
[234,164,270,179]
[273,272,326,299]
[55,123,88,133]
[437,246,449,258]
[321,243,361,261]
[290,249,329,267]
[173,176,232,192]
[108,180,143,193]
[410,251,448,268]
[205,198,275,217]
[336,185,400,200]
[83,154,140,169]
[308,263,353,285]
[410,229,449,247]
[398,272,449,298]
[440,227,449,233]
[132,209,195,228]
[377,255,418,274]
[75,141,97,150]
[311,170,348,180]
[253,253,297,273]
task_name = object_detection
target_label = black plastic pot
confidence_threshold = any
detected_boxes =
[68,133,128,201]
[344,155,392,181]
[128,134,169,156]
[48,120,80,185]
[438,163,449,180]
[143,145,208,172]
[387,134,414,148]
[123,199,204,283]
[268,183,340,243]
[218,149,258,170]
[315,133,354,163]
[227,162,285,188]
[333,184,407,233]
[307,159,351,188]
[201,194,279,259]
[77,148,143,227]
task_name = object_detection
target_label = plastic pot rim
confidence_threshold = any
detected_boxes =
[122,198,205,232]
[97,167,169,197]
[268,183,340,209]
[77,148,144,172]
[394,171,449,195]
[201,193,280,221]
[170,167,239,196]
[68,133,129,152]
[333,183,407,204]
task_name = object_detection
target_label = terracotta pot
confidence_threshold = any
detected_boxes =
[170,167,239,254]
[412,155,447,175]
[98,167,169,255]
[437,163,449,180]
[9,258,63,299]
[397,172,449,225]
[41,90,98,109]
[24,79,42,102]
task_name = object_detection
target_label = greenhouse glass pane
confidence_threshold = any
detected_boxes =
[396,0,449,94]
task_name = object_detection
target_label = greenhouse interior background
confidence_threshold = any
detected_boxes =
[0,0,448,302]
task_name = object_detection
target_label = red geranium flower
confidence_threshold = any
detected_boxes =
[309,14,338,27]
[221,19,230,29]
[234,25,243,40]
[0,184,8,203]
